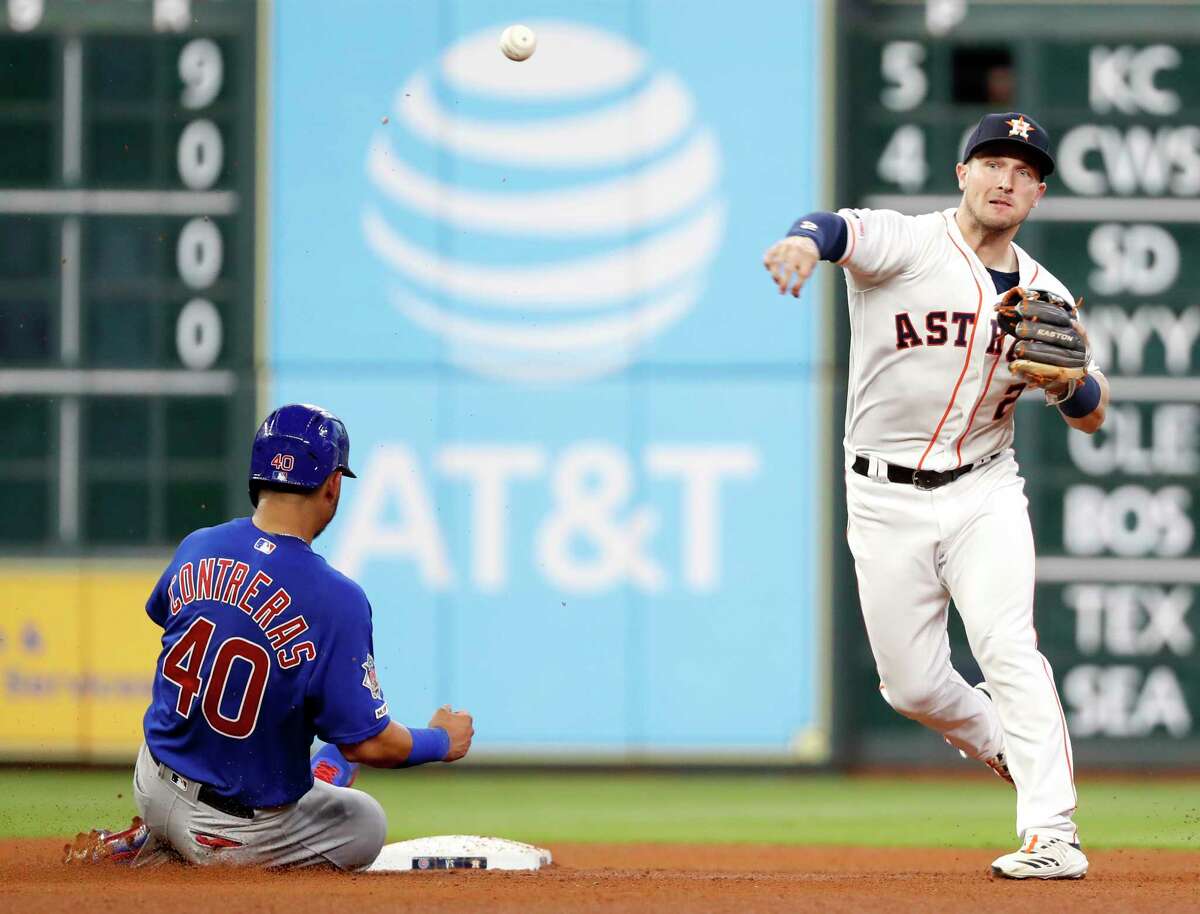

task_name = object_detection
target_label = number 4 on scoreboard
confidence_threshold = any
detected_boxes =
[877,124,928,193]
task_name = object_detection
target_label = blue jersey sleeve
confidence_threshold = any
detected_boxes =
[146,564,174,627]
[308,589,392,746]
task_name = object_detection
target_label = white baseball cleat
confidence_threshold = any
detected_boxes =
[990,835,1088,880]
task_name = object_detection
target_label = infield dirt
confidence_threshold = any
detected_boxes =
[2,838,1197,913]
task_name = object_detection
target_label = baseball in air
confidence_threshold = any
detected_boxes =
[499,24,536,61]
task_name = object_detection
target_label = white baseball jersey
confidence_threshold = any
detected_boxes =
[834,205,1085,845]
[835,207,1074,471]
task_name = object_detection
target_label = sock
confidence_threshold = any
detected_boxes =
[311,743,359,787]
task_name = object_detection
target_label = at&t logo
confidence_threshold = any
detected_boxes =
[362,21,724,383]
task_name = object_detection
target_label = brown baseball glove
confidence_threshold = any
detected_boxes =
[995,287,1089,386]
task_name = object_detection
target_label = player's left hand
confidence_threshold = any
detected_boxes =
[429,705,474,762]
[994,287,1090,389]
[1014,317,1093,397]
[763,236,820,298]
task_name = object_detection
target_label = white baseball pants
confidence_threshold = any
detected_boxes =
[845,451,1079,843]
[131,743,387,869]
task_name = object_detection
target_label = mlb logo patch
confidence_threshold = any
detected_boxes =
[170,772,189,790]
[254,537,277,555]
[361,655,383,700]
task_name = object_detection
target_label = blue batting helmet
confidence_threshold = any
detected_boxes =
[248,404,356,506]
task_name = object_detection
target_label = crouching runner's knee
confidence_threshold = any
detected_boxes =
[333,790,387,871]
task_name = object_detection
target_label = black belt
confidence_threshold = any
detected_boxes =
[151,749,256,819]
[197,785,256,820]
[851,453,998,491]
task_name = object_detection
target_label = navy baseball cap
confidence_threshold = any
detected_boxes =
[961,112,1054,178]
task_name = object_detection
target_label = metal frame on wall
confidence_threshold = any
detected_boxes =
[0,0,259,761]
[0,0,259,554]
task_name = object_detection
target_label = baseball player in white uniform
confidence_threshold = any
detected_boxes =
[763,113,1109,880]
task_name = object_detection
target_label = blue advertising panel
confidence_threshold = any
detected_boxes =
[270,0,829,758]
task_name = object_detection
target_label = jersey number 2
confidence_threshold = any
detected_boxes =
[992,382,1027,421]
[161,617,271,739]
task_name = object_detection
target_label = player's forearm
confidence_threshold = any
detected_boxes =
[340,721,455,768]
[786,211,848,262]
[764,214,841,298]
[339,721,413,767]
[1059,371,1108,434]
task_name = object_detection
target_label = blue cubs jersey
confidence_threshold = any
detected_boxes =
[143,517,390,808]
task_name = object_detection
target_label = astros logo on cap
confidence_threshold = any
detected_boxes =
[1006,115,1034,140]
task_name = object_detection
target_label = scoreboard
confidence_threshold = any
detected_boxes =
[0,0,257,551]
[834,2,1200,764]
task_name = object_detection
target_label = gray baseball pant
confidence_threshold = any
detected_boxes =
[131,742,386,869]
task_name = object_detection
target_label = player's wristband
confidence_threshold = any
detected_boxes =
[398,727,451,767]
[1058,374,1101,418]
[786,211,848,262]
